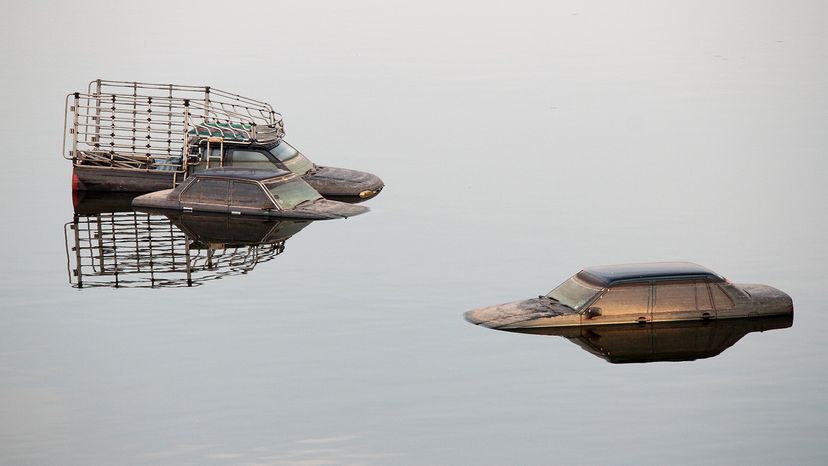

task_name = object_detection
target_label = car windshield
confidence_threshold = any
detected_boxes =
[265,177,322,210]
[269,142,315,175]
[546,276,602,311]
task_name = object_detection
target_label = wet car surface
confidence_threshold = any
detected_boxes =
[465,262,794,329]
[196,141,385,201]
[132,168,369,220]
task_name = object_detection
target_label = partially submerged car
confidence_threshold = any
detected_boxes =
[65,79,384,201]
[465,262,793,329]
[508,315,793,364]
[132,168,368,220]
[189,139,384,201]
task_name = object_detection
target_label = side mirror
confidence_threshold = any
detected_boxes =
[585,307,602,319]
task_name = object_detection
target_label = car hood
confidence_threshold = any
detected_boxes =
[738,283,791,301]
[464,298,578,329]
[735,283,794,313]
[303,166,384,198]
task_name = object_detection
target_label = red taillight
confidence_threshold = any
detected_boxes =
[71,170,79,191]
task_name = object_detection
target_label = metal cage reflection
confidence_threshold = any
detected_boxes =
[64,211,285,288]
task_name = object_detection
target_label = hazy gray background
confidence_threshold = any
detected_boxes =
[1,1,827,464]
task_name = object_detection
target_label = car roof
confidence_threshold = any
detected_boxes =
[576,262,725,286]
[192,167,292,181]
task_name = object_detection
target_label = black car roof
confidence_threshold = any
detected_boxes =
[193,167,292,181]
[576,262,725,286]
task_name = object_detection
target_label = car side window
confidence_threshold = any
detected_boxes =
[230,181,271,208]
[654,281,697,312]
[696,281,714,311]
[229,150,278,169]
[180,179,229,204]
[710,284,735,310]
[595,284,650,315]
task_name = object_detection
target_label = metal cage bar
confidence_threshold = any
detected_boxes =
[63,79,286,174]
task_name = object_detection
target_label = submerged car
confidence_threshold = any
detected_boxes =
[132,168,369,220]
[465,262,793,329]
[190,140,384,201]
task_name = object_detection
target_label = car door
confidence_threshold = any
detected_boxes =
[652,279,715,322]
[178,178,230,214]
[229,180,275,216]
[585,282,652,325]
[226,148,285,170]
[709,282,738,318]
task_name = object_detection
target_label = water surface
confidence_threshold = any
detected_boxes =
[1,1,827,464]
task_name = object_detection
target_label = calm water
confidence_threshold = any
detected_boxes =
[2,1,827,464]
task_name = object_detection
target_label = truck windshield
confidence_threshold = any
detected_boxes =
[546,276,602,311]
[265,177,322,209]
[270,142,315,175]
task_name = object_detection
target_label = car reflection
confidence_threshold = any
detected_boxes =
[504,315,793,364]
[65,192,312,288]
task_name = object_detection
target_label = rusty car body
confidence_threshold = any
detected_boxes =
[132,168,368,220]
[188,140,384,200]
[465,262,793,330]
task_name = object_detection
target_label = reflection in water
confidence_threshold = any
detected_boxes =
[507,315,793,364]
[64,192,311,288]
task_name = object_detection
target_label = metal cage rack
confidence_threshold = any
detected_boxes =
[63,79,285,174]
[64,211,285,288]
